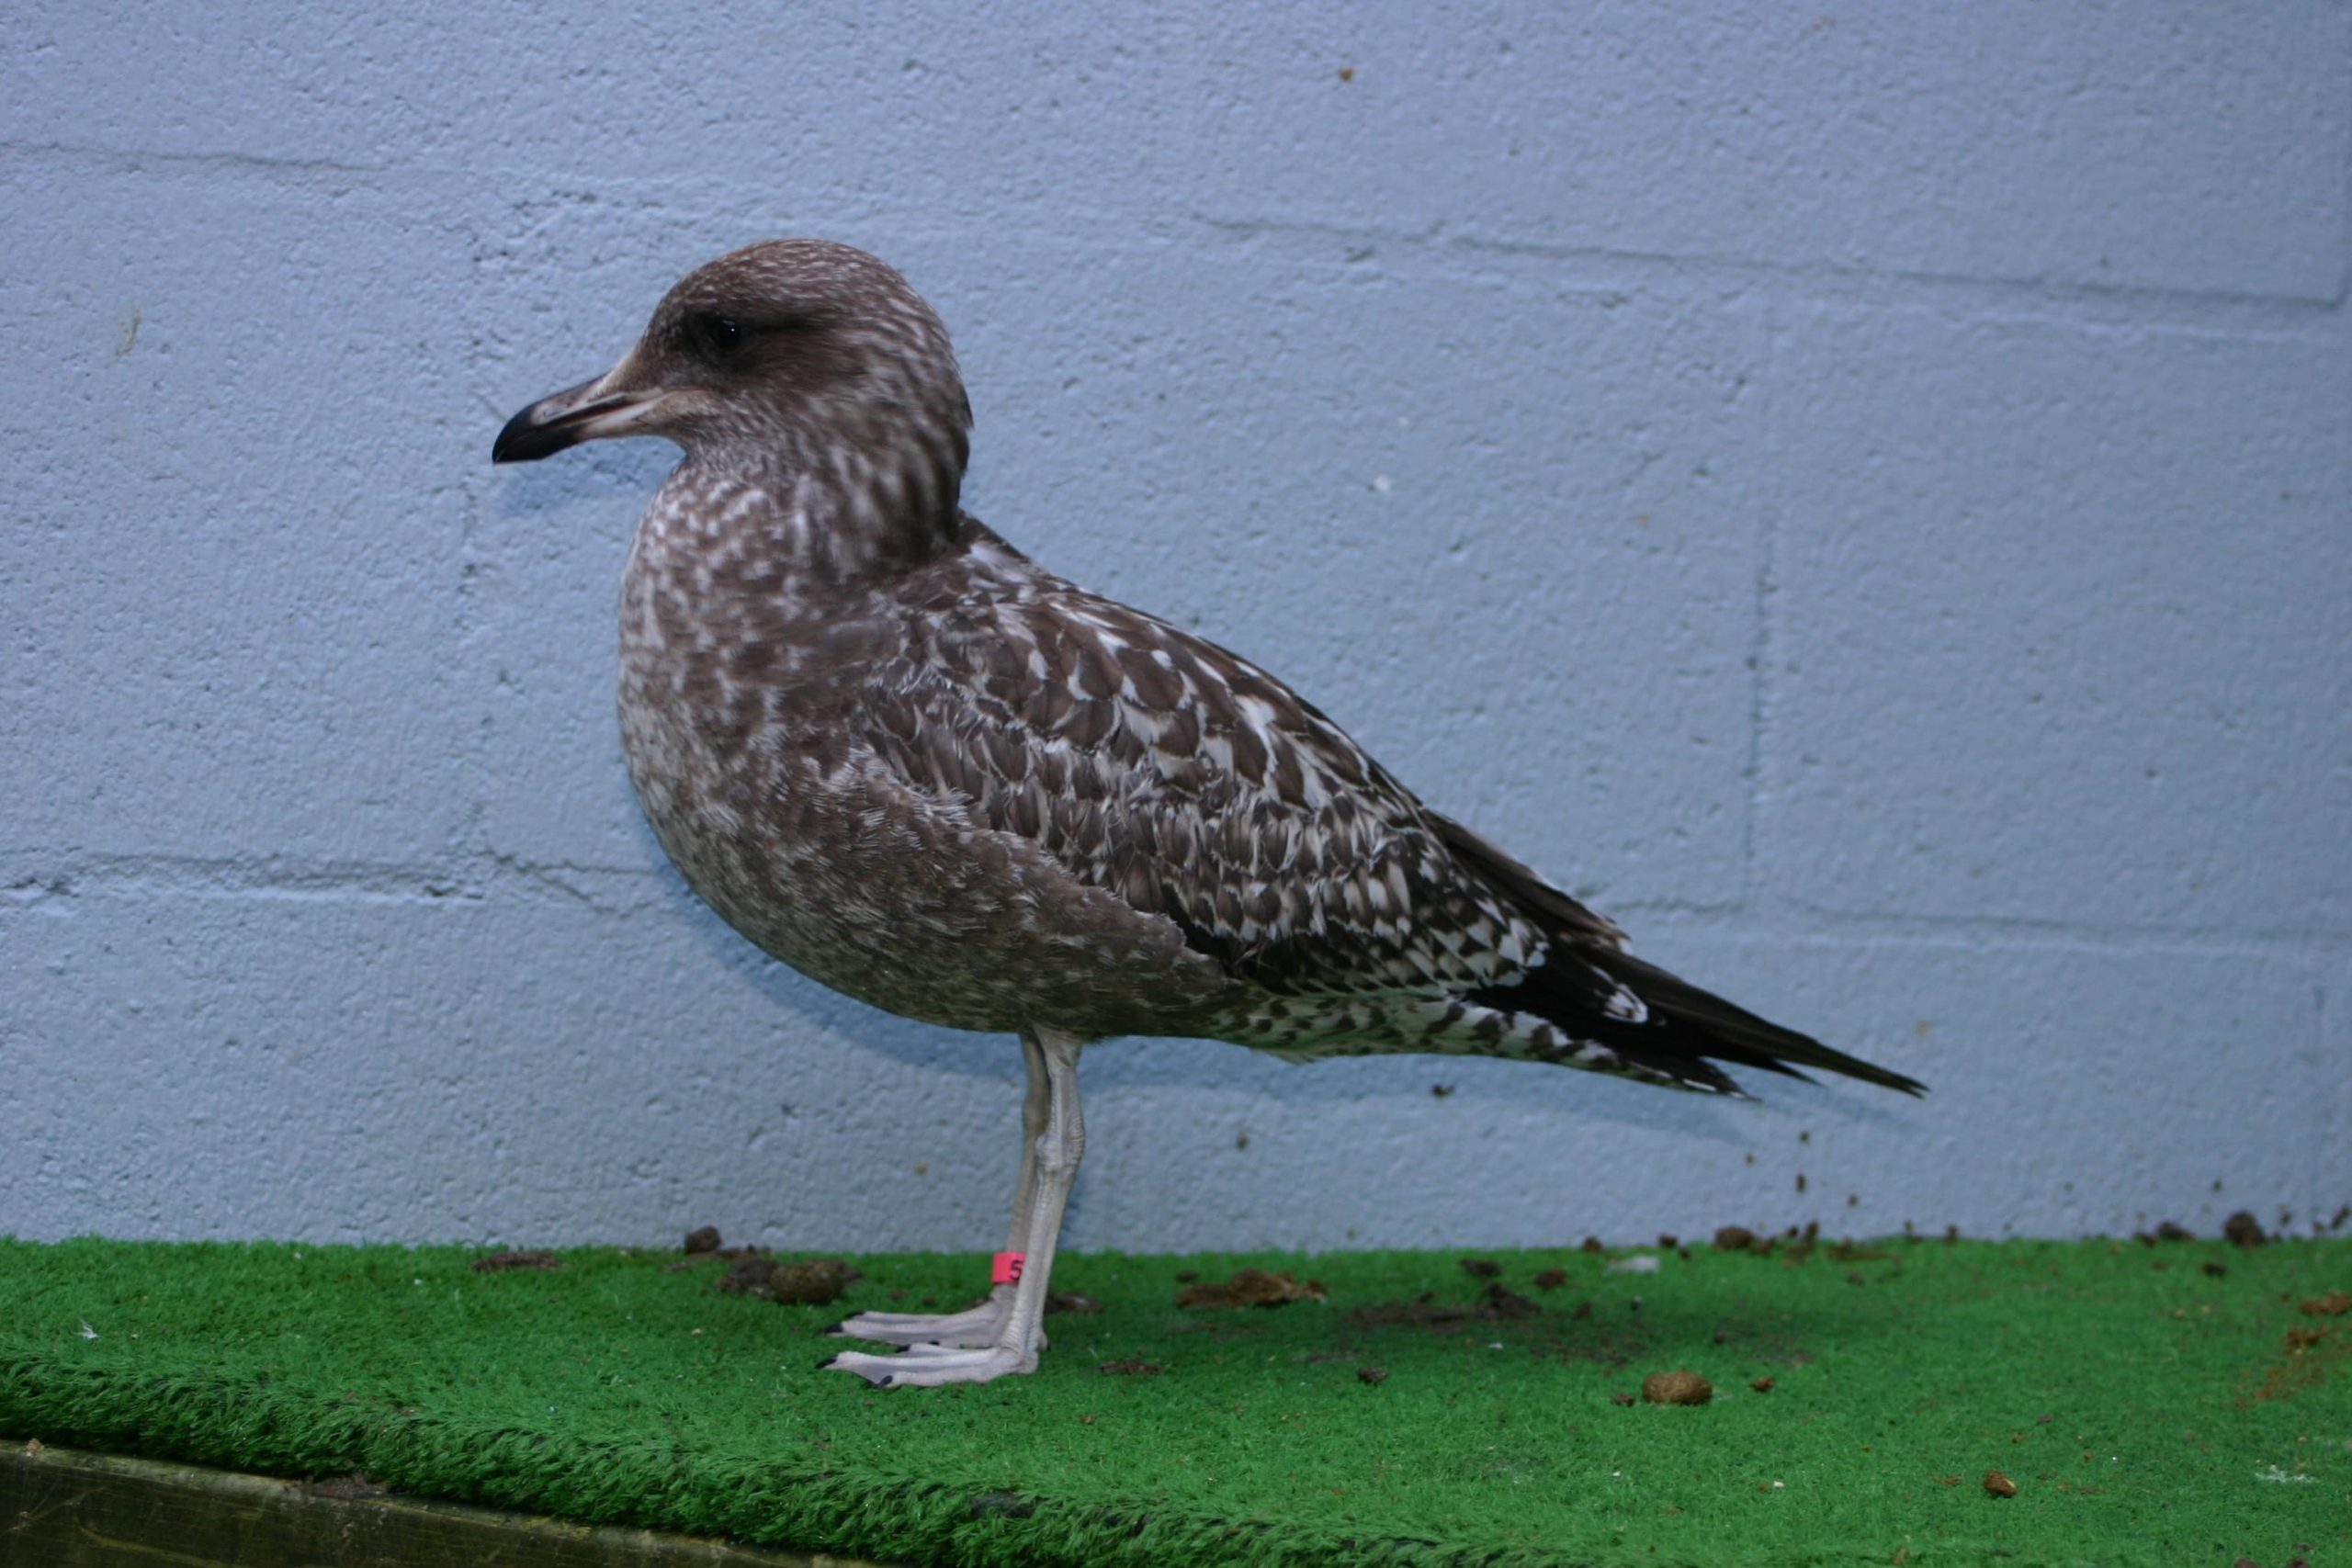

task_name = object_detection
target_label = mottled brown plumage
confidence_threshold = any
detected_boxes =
[493,239,1922,1385]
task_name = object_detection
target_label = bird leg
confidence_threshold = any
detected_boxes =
[825,1030,1049,1348]
[823,1028,1083,1384]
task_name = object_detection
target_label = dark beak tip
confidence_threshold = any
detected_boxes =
[492,373,625,465]
[491,401,561,465]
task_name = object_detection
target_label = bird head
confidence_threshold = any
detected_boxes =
[493,239,973,520]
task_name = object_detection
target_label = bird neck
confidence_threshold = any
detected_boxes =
[658,443,967,590]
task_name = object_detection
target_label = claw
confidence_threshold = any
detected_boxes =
[830,1301,1021,1349]
[822,1342,1038,1387]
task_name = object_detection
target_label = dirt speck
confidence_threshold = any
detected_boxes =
[1478,1282,1539,1319]
[2201,1260,2229,1278]
[684,1226,722,1255]
[1828,1240,1892,1263]
[471,1250,562,1273]
[1046,1291,1102,1314]
[1347,1281,1537,1330]
[1983,1470,2018,1498]
[2224,1210,2267,1248]
[2297,1291,2351,1317]
[1356,1366,1389,1385]
[1714,1225,1758,1252]
[1788,1223,1831,1260]
[767,1258,861,1306]
[1749,1375,1775,1393]
[1579,1236,1604,1254]
[1642,1371,1712,1405]
[2246,1314,2346,1402]
[1099,1357,1161,1376]
[1532,1266,1569,1292]
[1609,1391,1635,1406]
[715,1256,778,1294]
[1178,1269,1326,1309]
[1458,1257,1501,1279]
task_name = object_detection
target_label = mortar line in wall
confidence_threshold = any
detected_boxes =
[2,860,481,906]
[0,138,386,178]
[0,851,668,907]
[1740,304,1781,914]
[1185,212,2350,326]
[1612,900,2352,964]
[2339,135,2352,308]
[2324,973,2351,1156]
[13,852,2342,964]
[18,133,2333,333]
[451,417,491,864]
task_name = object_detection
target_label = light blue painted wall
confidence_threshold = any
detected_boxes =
[5,4,2346,1253]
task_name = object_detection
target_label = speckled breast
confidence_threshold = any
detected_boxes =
[613,514,1227,1042]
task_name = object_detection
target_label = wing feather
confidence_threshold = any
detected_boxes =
[858,562,1540,999]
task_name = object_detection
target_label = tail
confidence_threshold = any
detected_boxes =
[1431,812,1927,1100]
[1585,945,1925,1096]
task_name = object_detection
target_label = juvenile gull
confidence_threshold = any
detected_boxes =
[492,239,1924,1387]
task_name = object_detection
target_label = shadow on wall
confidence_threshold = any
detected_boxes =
[492,434,674,514]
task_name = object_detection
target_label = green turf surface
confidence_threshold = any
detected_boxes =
[2,1235,2345,1566]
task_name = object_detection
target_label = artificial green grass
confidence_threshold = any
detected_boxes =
[2,1235,2346,1566]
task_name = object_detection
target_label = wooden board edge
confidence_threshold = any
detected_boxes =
[2,1437,903,1568]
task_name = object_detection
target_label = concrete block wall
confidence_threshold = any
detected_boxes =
[5,3,2346,1253]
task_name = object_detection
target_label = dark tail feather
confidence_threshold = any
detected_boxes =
[1586,947,1927,1097]
[1473,945,1924,1098]
[1430,807,1926,1098]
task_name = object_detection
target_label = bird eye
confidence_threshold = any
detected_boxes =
[685,310,745,361]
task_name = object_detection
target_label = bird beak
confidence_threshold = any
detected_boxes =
[492,366,668,464]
